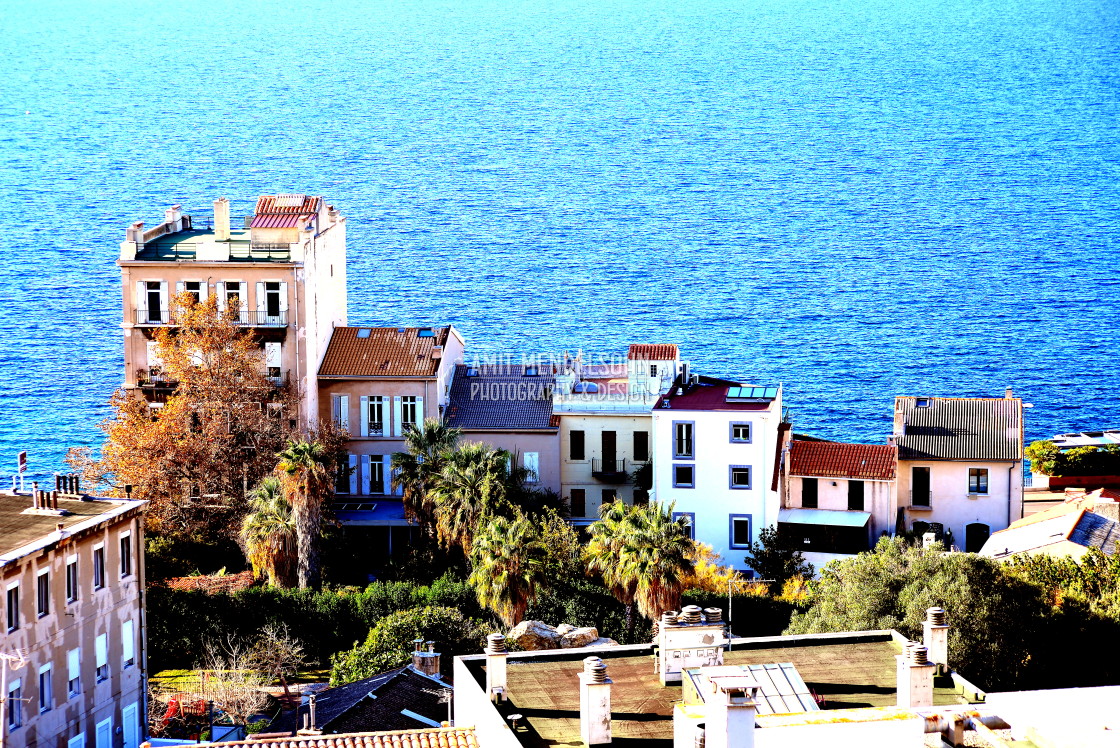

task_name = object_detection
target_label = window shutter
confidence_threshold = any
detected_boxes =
[158,281,168,314]
[68,648,80,680]
[255,282,265,317]
[175,281,184,297]
[199,281,209,302]
[279,282,288,313]
[265,342,281,369]
[360,396,369,437]
[382,455,392,494]
[392,397,403,437]
[122,620,134,664]
[524,452,539,482]
[95,634,107,668]
[238,282,248,321]
[348,454,358,494]
[360,455,370,495]
[339,395,350,431]
[215,282,226,311]
[146,342,162,368]
[134,281,144,311]
[415,396,424,429]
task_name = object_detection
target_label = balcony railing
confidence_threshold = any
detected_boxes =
[591,458,629,484]
[135,309,288,327]
[137,369,177,389]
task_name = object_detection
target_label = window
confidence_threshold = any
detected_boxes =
[524,452,539,483]
[265,281,282,318]
[95,634,109,682]
[633,431,649,462]
[93,545,106,590]
[6,583,19,632]
[673,464,695,488]
[570,430,585,461]
[729,466,752,490]
[36,570,49,618]
[145,281,162,323]
[601,488,617,505]
[336,455,352,494]
[120,533,132,578]
[67,648,80,697]
[224,282,242,312]
[673,512,695,540]
[69,734,86,748]
[649,364,658,377]
[524,364,539,376]
[916,398,930,408]
[265,342,282,383]
[912,466,931,507]
[183,281,202,305]
[7,679,21,730]
[729,515,752,549]
[802,477,819,509]
[38,665,52,713]
[66,556,79,602]
[570,489,586,517]
[848,480,865,511]
[401,396,419,431]
[368,459,385,495]
[331,394,350,431]
[367,396,385,436]
[673,421,694,458]
[730,422,752,443]
[969,468,989,494]
[122,619,135,668]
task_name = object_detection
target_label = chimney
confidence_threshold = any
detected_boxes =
[579,656,612,747]
[1092,498,1120,523]
[308,693,318,731]
[705,675,757,748]
[432,345,443,360]
[485,633,508,703]
[923,608,950,675]
[214,197,231,241]
[164,205,183,232]
[896,644,935,708]
[1005,387,1014,399]
[412,639,441,677]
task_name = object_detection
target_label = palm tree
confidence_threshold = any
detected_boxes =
[429,443,512,555]
[276,440,333,589]
[468,512,549,627]
[391,418,460,528]
[240,475,297,588]
[586,500,696,637]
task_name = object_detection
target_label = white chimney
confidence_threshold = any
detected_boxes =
[705,675,757,748]
[214,197,231,241]
[579,656,612,746]
[896,644,935,708]
[485,633,508,703]
[164,204,183,232]
[412,639,441,677]
[922,607,949,675]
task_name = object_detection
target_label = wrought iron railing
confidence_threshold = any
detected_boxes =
[134,309,286,326]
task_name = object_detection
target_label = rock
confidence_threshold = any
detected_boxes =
[556,623,576,635]
[560,626,600,649]
[508,620,562,651]
[588,637,620,647]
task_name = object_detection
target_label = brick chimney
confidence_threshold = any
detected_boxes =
[214,197,231,241]
[579,656,612,746]
[485,633,508,703]
[922,607,949,675]
[704,674,757,748]
[896,644,935,708]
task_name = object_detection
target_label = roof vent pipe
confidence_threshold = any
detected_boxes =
[703,608,723,625]
[679,605,703,624]
[485,634,508,703]
[214,198,231,242]
[897,643,935,708]
[579,657,612,746]
[661,611,679,628]
[923,607,950,674]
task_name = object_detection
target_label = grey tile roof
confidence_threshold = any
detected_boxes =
[1069,511,1120,555]
[893,396,1023,461]
[445,364,556,431]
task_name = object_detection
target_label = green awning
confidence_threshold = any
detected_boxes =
[778,508,872,528]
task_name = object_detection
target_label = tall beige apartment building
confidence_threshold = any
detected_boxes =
[0,487,147,748]
[117,195,348,428]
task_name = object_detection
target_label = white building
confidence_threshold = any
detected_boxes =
[650,376,782,570]
[892,394,1024,552]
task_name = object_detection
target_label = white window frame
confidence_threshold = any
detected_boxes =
[66,554,79,603]
[6,581,19,632]
[7,678,21,730]
[36,569,49,618]
[122,619,136,668]
[92,543,106,590]
[120,531,132,578]
[67,648,81,698]
[95,633,109,682]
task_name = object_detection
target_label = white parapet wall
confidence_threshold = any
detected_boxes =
[452,656,524,748]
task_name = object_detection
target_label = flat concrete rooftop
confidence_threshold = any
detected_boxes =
[138,229,292,262]
[0,492,137,559]
[468,632,977,748]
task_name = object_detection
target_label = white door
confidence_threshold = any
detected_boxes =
[122,702,139,748]
[95,717,112,748]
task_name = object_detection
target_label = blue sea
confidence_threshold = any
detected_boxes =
[1,0,1118,483]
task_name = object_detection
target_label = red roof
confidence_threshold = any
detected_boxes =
[254,194,322,215]
[318,326,451,378]
[789,441,897,481]
[655,380,777,412]
[628,344,679,361]
[249,213,312,229]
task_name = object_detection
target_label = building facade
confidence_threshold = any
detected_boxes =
[892,394,1024,552]
[554,345,681,522]
[1,490,147,748]
[651,377,783,570]
[118,196,348,428]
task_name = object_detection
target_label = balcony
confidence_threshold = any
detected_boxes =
[137,369,178,390]
[591,458,629,484]
[134,309,288,327]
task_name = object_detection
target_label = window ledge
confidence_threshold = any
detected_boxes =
[967,493,987,499]
[907,505,934,511]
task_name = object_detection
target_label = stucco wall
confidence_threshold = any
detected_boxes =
[460,430,561,495]
[788,476,894,540]
[558,412,653,517]
[896,459,1023,550]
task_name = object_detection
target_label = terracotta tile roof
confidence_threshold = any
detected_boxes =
[1007,488,1118,529]
[893,396,1023,461]
[788,441,897,481]
[255,194,323,215]
[628,344,679,361]
[318,327,451,378]
[250,213,311,229]
[208,728,476,748]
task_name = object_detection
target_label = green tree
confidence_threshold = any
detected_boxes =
[430,443,513,554]
[743,524,815,592]
[1025,439,1060,476]
[468,512,550,627]
[392,419,461,527]
[277,440,333,589]
[240,475,297,588]
[785,537,1051,690]
[329,606,486,685]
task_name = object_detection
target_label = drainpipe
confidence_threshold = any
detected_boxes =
[1007,463,1015,527]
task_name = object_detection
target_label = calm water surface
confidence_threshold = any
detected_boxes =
[1,0,1118,481]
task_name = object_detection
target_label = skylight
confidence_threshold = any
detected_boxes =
[356,328,371,338]
[726,386,778,401]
